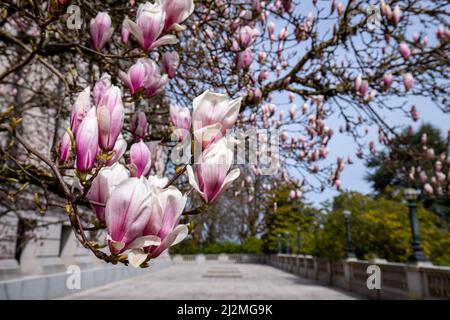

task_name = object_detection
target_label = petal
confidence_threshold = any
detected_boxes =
[150,224,188,258]
[123,18,145,48]
[127,235,161,249]
[210,168,240,203]
[149,34,178,51]
[127,249,148,268]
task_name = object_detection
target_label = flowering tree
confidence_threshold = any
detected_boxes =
[0,0,449,266]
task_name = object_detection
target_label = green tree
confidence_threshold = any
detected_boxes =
[315,192,450,265]
[365,123,450,221]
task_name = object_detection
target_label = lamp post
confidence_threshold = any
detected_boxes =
[404,188,429,263]
[277,234,282,254]
[296,226,301,255]
[343,210,356,259]
[284,231,290,254]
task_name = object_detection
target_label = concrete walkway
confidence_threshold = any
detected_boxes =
[62,263,360,300]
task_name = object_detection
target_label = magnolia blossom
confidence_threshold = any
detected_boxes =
[123,2,177,52]
[187,137,240,203]
[87,163,129,221]
[170,105,191,142]
[237,49,253,70]
[399,43,411,60]
[162,0,195,31]
[59,131,71,163]
[129,140,152,178]
[142,186,188,259]
[403,73,414,91]
[97,86,124,151]
[142,59,169,97]
[130,111,149,141]
[120,60,148,95]
[105,177,161,259]
[90,12,114,51]
[162,51,180,79]
[121,22,130,44]
[76,108,99,172]
[70,87,91,136]
[106,134,127,166]
[237,26,259,48]
[93,73,111,106]
[383,73,393,88]
[192,90,242,149]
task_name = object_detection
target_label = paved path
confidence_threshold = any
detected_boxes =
[62,263,360,300]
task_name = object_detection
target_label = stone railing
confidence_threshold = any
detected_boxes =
[266,254,450,300]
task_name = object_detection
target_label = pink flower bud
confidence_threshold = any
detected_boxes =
[383,73,393,88]
[70,87,91,137]
[359,80,368,97]
[354,74,362,93]
[76,108,99,172]
[162,51,180,79]
[90,12,114,51]
[391,5,402,25]
[59,131,71,163]
[121,21,130,44]
[93,73,111,106]
[97,86,124,152]
[399,43,411,60]
[268,22,275,40]
[105,134,127,166]
[131,111,149,141]
[237,48,253,70]
[129,141,152,178]
[403,73,414,92]
[410,105,419,121]
[424,183,433,194]
[258,69,269,82]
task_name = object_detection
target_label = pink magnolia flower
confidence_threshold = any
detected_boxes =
[424,183,433,194]
[359,80,368,97]
[141,59,169,97]
[87,163,129,221]
[187,137,240,204]
[403,73,414,92]
[90,12,114,51]
[354,75,362,93]
[106,134,127,166]
[162,51,180,79]
[170,105,191,142]
[383,73,393,88]
[93,73,112,107]
[123,2,177,52]
[142,186,188,259]
[129,141,152,178]
[97,86,124,152]
[76,108,99,173]
[70,87,91,136]
[59,131,71,163]
[399,43,411,60]
[120,60,148,95]
[162,0,195,32]
[192,90,242,149]
[121,21,130,44]
[236,48,253,70]
[130,111,149,141]
[237,26,259,48]
[105,177,161,261]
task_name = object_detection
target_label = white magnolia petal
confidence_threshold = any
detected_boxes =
[149,35,178,51]
[127,235,161,249]
[107,234,126,251]
[169,224,189,246]
[186,165,201,194]
[127,249,148,268]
